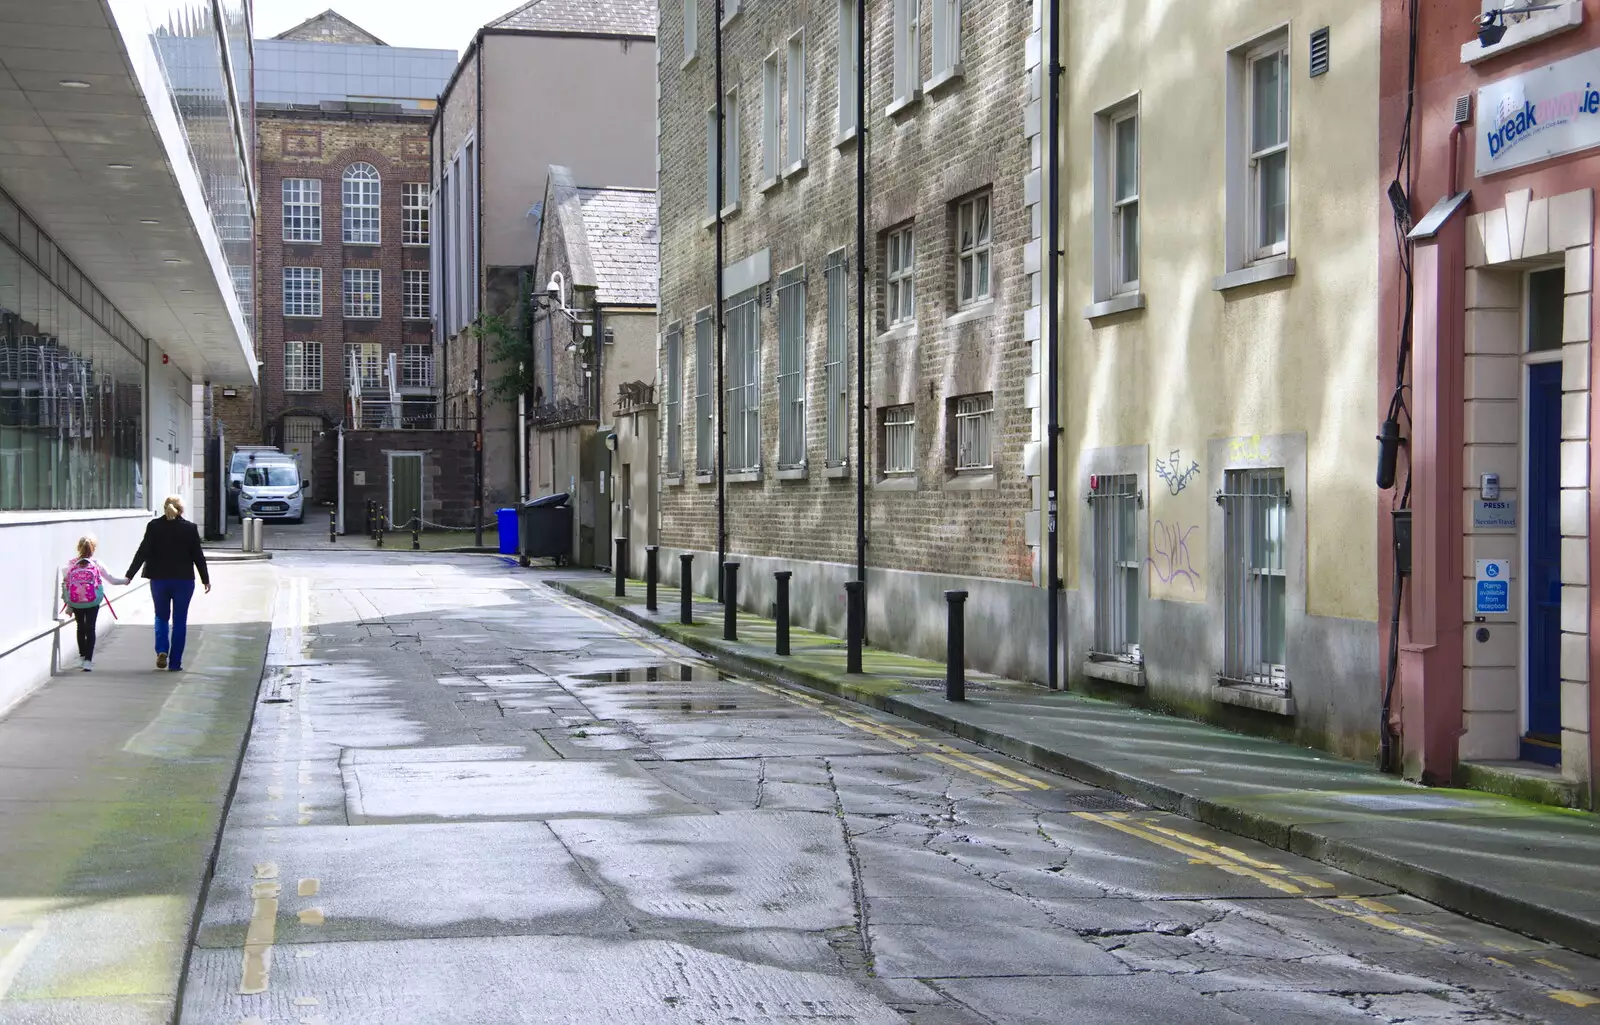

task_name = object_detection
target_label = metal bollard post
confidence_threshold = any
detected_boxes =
[646,546,659,612]
[412,507,420,551]
[365,500,373,539]
[615,538,628,597]
[844,580,864,674]
[679,553,694,624]
[329,508,337,543]
[377,506,385,548]
[722,562,740,641]
[945,590,968,702]
[775,571,792,656]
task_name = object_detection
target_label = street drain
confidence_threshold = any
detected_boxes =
[1050,791,1144,811]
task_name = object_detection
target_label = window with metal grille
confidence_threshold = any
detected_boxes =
[282,267,321,317]
[402,183,430,245]
[1111,112,1139,291]
[400,344,433,388]
[777,269,806,468]
[282,178,321,242]
[726,291,761,471]
[665,324,683,473]
[284,341,322,392]
[402,270,429,321]
[345,342,383,390]
[955,193,991,307]
[881,404,914,475]
[886,224,914,326]
[1247,44,1289,260]
[343,268,381,319]
[824,251,848,466]
[694,310,714,473]
[342,162,381,244]
[1089,474,1141,664]
[952,393,992,470]
[1220,467,1288,688]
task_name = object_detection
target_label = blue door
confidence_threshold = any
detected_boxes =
[1525,361,1563,764]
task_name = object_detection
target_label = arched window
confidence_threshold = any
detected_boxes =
[342,162,380,244]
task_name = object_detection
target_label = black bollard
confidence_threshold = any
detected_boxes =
[722,562,740,641]
[412,507,420,551]
[844,580,864,674]
[679,553,694,624]
[329,508,336,543]
[945,589,968,702]
[615,538,628,597]
[366,500,374,539]
[377,506,385,548]
[646,546,659,612]
[775,571,792,656]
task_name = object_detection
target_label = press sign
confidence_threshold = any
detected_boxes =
[1475,560,1510,615]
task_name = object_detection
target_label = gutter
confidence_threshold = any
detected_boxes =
[1045,0,1063,687]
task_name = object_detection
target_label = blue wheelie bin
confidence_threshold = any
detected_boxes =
[496,507,518,554]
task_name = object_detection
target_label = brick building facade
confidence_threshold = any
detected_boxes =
[255,105,436,502]
[656,0,1044,679]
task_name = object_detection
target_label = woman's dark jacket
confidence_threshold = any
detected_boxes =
[126,516,211,587]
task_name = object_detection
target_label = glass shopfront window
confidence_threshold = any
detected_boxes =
[0,192,146,512]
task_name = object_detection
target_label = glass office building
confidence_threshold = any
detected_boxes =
[256,40,456,108]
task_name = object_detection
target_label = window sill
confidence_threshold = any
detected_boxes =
[343,241,381,247]
[923,65,964,96]
[1084,291,1146,321]
[284,239,321,246]
[402,242,430,248]
[1083,658,1146,689]
[885,91,922,119]
[777,466,808,481]
[727,469,761,484]
[664,473,684,487]
[719,4,740,27]
[1212,257,1296,293]
[1212,680,1297,717]
[701,213,717,231]
[720,201,742,220]
[946,301,995,328]
[284,314,323,320]
[403,316,430,323]
[681,52,697,71]
[942,472,997,492]
[834,126,859,150]
[825,464,850,479]
[874,474,918,492]
[1461,1,1582,64]
[878,322,916,343]
[759,175,783,196]
[695,472,715,485]
[783,159,808,181]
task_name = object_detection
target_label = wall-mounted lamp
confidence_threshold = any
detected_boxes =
[1476,4,1563,46]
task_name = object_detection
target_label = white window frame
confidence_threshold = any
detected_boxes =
[725,291,761,472]
[1247,41,1289,261]
[665,323,684,474]
[706,106,719,218]
[283,340,322,393]
[694,309,714,473]
[881,404,915,475]
[282,266,322,318]
[343,268,381,319]
[282,178,321,243]
[786,32,807,171]
[401,183,430,246]
[1111,110,1139,293]
[824,250,848,467]
[776,267,806,469]
[837,0,860,140]
[955,192,991,308]
[1090,97,1142,307]
[1223,29,1290,275]
[929,0,962,85]
[952,392,992,471]
[724,87,742,211]
[762,52,782,186]
[342,162,381,245]
[400,343,433,389]
[891,0,921,110]
[683,0,698,64]
[885,223,914,327]
[402,269,430,321]
[345,342,384,391]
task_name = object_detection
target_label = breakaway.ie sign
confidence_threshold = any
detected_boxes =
[1478,47,1600,176]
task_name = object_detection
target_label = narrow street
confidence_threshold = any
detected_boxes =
[178,552,1600,1025]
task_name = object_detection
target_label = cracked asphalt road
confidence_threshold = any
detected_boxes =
[180,553,1600,1024]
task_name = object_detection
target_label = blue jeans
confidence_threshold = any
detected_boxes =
[150,579,196,668]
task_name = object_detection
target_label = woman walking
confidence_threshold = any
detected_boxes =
[61,535,129,671]
[126,495,211,672]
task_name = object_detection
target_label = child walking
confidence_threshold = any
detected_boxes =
[62,535,129,672]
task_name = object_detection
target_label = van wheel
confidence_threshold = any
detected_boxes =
[289,516,303,525]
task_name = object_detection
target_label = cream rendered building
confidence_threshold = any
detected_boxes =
[1057,1,1383,757]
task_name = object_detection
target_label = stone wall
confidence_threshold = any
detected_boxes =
[338,429,478,533]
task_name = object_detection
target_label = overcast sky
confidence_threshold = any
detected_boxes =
[253,0,517,57]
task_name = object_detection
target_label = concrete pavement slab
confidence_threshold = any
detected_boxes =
[939,975,1255,1025]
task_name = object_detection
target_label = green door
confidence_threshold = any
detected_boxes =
[389,453,423,530]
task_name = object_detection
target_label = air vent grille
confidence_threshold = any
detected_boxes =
[1454,94,1473,125]
[1309,27,1330,77]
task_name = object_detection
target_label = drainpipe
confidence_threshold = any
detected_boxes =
[1045,0,1062,689]
[855,0,868,597]
[715,0,727,600]
[473,49,486,548]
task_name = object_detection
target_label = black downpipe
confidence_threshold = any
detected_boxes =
[1045,0,1062,690]
[714,0,727,601]
[473,48,486,548]
[855,0,867,596]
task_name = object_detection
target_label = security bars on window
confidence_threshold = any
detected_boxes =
[665,324,683,473]
[886,225,914,326]
[400,344,433,388]
[402,270,430,321]
[342,162,381,244]
[953,393,992,470]
[284,341,322,392]
[1112,112,1139,290]
[694,311,714,473]
[282,267,321,317]
[1089,474,1141,664]
[402,183,430,245]
[282,178,321,242]
[1220,467,1288,689]
[725,291,762,472]
[956,194,991,307]
[824,251,848,467]
[344,268,381,319]
[777,270,806,468]
[882,404,915,475]
[1248,46,1289,259]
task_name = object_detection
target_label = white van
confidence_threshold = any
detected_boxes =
[230,450,307,523]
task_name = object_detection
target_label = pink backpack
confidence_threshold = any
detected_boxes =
[63,560,103,609]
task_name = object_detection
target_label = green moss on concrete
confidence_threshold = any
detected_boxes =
[1453,762,1582,811]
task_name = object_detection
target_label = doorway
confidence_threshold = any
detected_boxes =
[283,416,320,501]
[1523,267,1564,765]
[389,452,423,532]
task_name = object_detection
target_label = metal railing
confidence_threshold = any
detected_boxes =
[1088,473,1141,663]
[1219,468,1289,690]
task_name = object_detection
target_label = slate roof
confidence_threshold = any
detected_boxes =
[273,9,388,45]
[576,187,658,306]
[487,0,656,37]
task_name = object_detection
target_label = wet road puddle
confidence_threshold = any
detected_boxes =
[342,758,703,822]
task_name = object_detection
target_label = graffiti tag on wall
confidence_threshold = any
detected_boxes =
[1155,450,1200,495]
[1148,520,1201,592]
